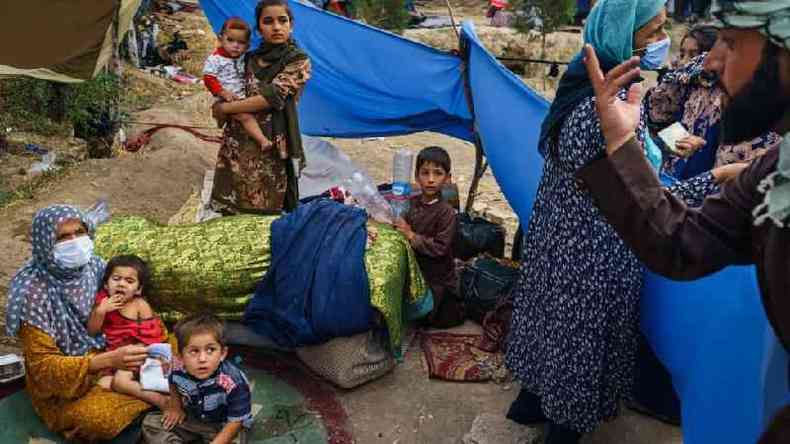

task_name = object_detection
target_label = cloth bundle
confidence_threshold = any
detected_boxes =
[94,211,431,356]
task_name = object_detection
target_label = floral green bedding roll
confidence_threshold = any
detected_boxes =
[95,215,275,321]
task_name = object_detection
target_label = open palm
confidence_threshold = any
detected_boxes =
[582,45,643,154]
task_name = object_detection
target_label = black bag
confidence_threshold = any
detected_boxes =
[454,213,506,261]
[460,256,519,324]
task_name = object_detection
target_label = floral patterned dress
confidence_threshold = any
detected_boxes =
[505,94,718,433]
[646,53,781,177]
[210,53,311,215]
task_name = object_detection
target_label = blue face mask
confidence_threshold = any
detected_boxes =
[53,236,94,269]
[639,37,671,70]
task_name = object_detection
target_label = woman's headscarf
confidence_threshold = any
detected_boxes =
[539,0,665,162]
[6,205,106,355]
[709,0,790,227]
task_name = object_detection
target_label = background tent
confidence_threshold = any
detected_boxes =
[0,0,141,82]
[200,2,788,443]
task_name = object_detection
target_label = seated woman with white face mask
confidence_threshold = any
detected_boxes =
[6,205,152,442]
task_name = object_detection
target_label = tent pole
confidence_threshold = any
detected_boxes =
[111,0,123,77]
[444,0,460,40]
[458,31,487,214]
[464,139,487,214]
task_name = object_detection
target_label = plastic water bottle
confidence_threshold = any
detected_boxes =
[345,172,394,224]
[391,149,414,219]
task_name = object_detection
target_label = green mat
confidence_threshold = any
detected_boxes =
[0,368,328,443]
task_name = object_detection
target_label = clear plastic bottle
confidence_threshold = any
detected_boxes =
[391,149,414,220]
[345,172,394,224]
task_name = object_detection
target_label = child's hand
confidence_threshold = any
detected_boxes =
[162,406,185,430]
[394,218,416,242]
[98,294,125,314]
[218,89,238,102]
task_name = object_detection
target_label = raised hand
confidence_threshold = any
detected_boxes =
[582,45,643,154]
[98,294,125,314]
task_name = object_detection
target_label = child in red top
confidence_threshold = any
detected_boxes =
[87,255,168,409]
[203,17,274,155]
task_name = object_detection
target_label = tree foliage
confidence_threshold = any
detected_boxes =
[513,0,576,35]
[352,0,412,33]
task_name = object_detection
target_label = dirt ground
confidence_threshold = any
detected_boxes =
[0,2,692,442]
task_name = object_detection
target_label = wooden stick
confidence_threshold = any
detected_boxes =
[444,0,460,41]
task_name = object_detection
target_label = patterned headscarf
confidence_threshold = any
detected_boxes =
[6,205,106,355]
[540,0,665,168]
[709,1,790,227]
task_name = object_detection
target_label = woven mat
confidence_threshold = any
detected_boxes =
[419,332,505,382]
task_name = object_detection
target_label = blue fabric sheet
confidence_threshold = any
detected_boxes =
[199,2,788,440]
[199,0,474,140]
[243,200,374,347]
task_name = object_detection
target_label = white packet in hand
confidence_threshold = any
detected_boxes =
[658,122,692,156]
[140,343,172,393]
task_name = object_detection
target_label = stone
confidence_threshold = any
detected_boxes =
[461,413,543,444]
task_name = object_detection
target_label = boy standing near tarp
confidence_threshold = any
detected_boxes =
[395,146,463,328]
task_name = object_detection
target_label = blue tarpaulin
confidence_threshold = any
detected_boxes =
[199,2,787,442]
[199,0,473,140]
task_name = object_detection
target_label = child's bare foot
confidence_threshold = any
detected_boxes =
[97,375,113,390]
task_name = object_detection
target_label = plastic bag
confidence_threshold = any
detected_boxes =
[85,199,111,227]
[299,135,361,199]
[454,213,506,261]
[28,152,57,175]
[460,256,518,324]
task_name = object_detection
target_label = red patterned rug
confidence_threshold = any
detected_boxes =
[419,332,505,382]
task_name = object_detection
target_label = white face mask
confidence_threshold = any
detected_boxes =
[53,236,94,269]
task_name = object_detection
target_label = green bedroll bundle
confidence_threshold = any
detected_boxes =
[95,215,429,356]
[95,215,275,321]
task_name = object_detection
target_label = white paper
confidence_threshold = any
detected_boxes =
[658,122,691,155]
[140,344,172,393]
